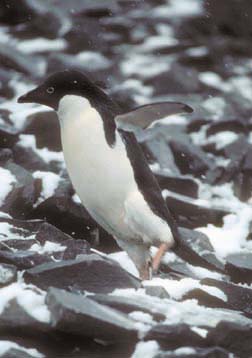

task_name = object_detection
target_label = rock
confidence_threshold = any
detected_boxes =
[13,144,54,172]
[92,294,165,321]
[24,254,141,293]
[0,43,44,77]
[46,287,137,340]
[207,321,252,358]
[205,0,252,39]
[187,118,211,133]
[62,239,90,260]
[225,253,252,284]
[0,263,17,287]
[155,346,231,358]
[0,250,52,270]
[155,172,198,198]
[145,285,170,299]
[182,288,229,310]
[0,298,49,334]
[0,69,15,99]
[176,227,225,272]
[169,140,215,178]
[165,192,228,229]
[144,64,201,96]
[201,278,252,316]
[0,124,19,149]
[23,111,61,152]
[206,119,247,136]
[1,161,41,219]
[145,324,205,350]
[0,0,65,38]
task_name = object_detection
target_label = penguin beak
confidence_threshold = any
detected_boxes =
[18,88,40,104]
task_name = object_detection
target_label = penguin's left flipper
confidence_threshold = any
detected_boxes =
[116,101,193,130]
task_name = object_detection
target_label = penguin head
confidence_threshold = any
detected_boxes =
[18,70,100,110]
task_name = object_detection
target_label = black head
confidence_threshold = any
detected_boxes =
[18,70,105,110]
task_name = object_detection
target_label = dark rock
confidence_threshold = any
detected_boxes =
[46,287,137,340]
[0,298,49,334]
[155,346,231,358]
[155,172,198,198]
[205,0,252,39]
[0,0,65,39]
[145,324,205,350]
[1,161,41,219]
[182,288,228,310]
[23,111,61,152]
[92,294,165,321]
[201,278,252,316]
[0,148,13,163]
[0,250,52,270]
[169,140,215,178]
[24,254,141,293]
[166,192,228,229]
[206,119,247,137]
[144,64,201,96]
[0,43,44,77]
[176,227,225,272]
[0,69,15,99]
[13,144,56,172]
[145,285,170,299]
[225,253,252,284]
[187,118,211,133]
[207,321,252,358]
[62,239,90,260]
[0,263,17,287]
[0,124,19,149]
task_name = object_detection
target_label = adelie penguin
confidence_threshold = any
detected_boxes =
[18,69,194,280]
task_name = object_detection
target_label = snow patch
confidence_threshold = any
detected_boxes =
[132,340,160,358]
[0,168,16,206]
[0,341,43,358]
[33,171,61,206]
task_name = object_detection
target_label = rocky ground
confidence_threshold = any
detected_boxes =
[0,0,252,357]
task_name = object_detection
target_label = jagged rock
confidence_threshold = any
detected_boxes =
[155,173,198,198]
[23,111,61,152]
[165,192,228,229]
[92,294,165,321]
[155,346,231,358]
[0,124,19,149]
[169,140,215,178]
[0,43,44,77]
[24,254,141,293]
[206,119,247,136]
[46,287,137,340]
[207,321,252,358]
[144,64,201,96]
[62,239,90,260]
[1,161,41,219]
[145,285,170,299]
[0,298,49,334]
[0,69,15,99]
[0,263,17,287]
[182,288,228,310]
[225,253,252,284]
[145,324,205,350]
[0,250,52,270]
[201,278,252,315]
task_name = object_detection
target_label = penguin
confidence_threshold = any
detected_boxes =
[18,69,194,280]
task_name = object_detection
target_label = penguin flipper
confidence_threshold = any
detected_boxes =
[116,101,193,130]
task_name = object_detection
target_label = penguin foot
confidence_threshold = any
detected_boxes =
[152,243,169,273]
[139,259,152,280]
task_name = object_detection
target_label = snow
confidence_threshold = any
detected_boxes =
[132,341,160,358]
[109,251,139,277]
[18,134,64,164]
[0,280,50,323]
[0,221,35,242]
[17,38,66,54]
[29,241,66,254]
[0,341,43,358]
[153,0,203,18]
[33,171,61,206]
[144,277,227,302]
[0,168,16,206]
[76,51,111,70]
[191,326,208,338]
[207,131,238,150]
[129,311,155,325]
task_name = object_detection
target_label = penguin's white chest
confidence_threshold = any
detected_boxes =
[58,95,137,232]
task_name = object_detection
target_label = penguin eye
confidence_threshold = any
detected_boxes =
[46,87,54,94]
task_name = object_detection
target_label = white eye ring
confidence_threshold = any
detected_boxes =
[47,87,54,94]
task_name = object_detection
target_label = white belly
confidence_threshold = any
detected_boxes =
[58,95,173,246]
[59,95,137,237]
